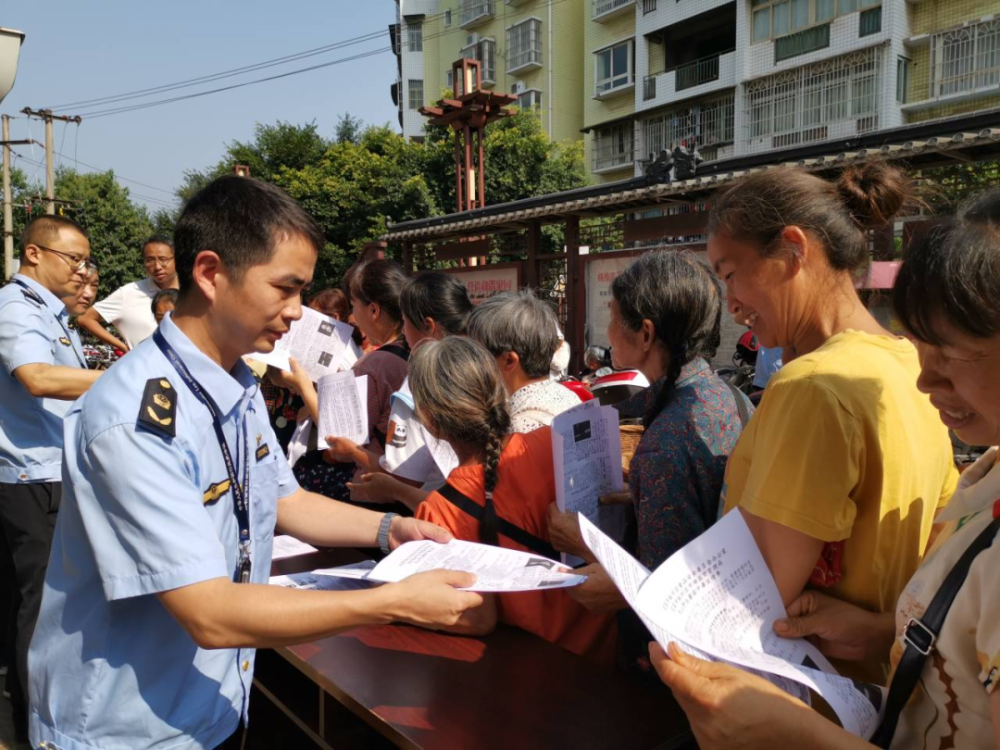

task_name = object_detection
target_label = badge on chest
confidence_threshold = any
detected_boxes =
[203,479,232,505]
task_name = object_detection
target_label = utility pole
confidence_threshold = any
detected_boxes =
[1,114,35,281]
[21,108,82,215]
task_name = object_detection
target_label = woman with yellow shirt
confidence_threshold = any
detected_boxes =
[709,162,957,680]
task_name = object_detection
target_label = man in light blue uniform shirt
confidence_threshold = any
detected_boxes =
[0,216,101,737]
[29,176,483,750]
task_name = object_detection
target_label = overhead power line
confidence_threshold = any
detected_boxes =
[78,46,393,120]
[11,151,178,208]
[46,30,387,112]
[47,0,576,119]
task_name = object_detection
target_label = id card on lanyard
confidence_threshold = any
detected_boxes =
[153,330,253,583]
[13,279,88,370]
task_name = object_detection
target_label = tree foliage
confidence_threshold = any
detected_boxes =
[1,168,155,293]
[55,170,155,292]
[175,111,587,291]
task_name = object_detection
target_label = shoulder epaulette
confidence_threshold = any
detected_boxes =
[137,377,176,438]
[18,289,42,307]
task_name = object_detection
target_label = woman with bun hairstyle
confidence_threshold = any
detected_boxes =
[710,162,957,682]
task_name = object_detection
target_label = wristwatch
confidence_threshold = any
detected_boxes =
[377,512,399,555]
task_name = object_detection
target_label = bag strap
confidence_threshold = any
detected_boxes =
[872,511,1000,748]
[379,342,410,362]
[724,381,751,429]
[436,482,559,560]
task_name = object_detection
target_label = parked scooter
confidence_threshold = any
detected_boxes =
[576,345,650,407]
[716,331,758,400]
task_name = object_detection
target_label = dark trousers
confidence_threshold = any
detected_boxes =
[0,482,61,720]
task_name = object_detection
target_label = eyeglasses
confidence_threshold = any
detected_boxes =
[143,256,174,268]
[35,245,90,274]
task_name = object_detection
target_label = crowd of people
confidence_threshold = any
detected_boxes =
[0,161,995,750]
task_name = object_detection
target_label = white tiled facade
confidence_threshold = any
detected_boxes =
[628,0,996,176]
[394,0,438,140]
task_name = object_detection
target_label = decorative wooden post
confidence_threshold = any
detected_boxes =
[420,59,515,267]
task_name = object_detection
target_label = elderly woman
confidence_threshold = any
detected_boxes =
[467,290,579,433]
[548,250,750,675]
[653,188,1000,750]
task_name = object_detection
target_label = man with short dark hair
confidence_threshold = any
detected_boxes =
[29,176,481,750]
[0,215,102,737]
[76,234,178,351]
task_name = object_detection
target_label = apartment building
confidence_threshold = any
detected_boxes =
[632,0,999,174]
[901,0,999,124]
[392,0,999,176]
[583,0,638,183]
[390,0,586,143]
[391,0,437,140]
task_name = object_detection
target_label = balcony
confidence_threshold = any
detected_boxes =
[505,0,530,5]
[903,20,1000,112]
[593,0,634,22]
[639,50,737,111]
[460,0,494,29]
[676,52,722,91]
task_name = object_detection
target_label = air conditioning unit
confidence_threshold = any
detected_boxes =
[512,81,526,94]
[466,33,480,46]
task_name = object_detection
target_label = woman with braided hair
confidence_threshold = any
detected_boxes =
[548,249,751,677]
[410,336,616,664]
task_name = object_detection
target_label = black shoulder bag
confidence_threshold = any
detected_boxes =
[436,482,559,560]
[872,511,1000,748]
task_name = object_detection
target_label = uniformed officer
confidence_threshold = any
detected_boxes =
[0,215,102,737]
[29,176,483,750]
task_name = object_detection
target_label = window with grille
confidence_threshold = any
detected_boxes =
[751,0,881,43]
[932,20,1000,98]
[595,40,634,96]
[507,18,542,73]
[743,49,880,150]
[642,94,735,160]
[407,23,423,52]
[407,79,424,110]
[593,123,634,171]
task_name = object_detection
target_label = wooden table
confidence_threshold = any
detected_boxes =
[253,550,694,750]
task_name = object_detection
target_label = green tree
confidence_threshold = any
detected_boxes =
[171,111,588,288]
[334,114,363,145]
[55,169,154,292]
[279,124,439,290]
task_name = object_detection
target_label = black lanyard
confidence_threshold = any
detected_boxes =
[12,278,88,370]
[153,329,253,583]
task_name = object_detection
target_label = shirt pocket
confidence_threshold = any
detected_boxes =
[250,457,279,547]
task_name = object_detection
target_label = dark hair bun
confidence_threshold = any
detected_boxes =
[836,161,910,230]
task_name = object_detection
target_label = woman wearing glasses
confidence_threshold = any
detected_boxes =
[76,234,178,352]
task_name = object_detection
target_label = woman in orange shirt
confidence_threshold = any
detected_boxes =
[409,336,616,665]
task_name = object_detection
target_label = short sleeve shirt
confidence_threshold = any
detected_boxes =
[890,448,1000,750]
[416,429,616,665]
[380,379,459,490]
[29,313,299,750]
[509,380,581,434]
[0,274,86,483]
[721,331,958,680]
[92,277,161,349]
